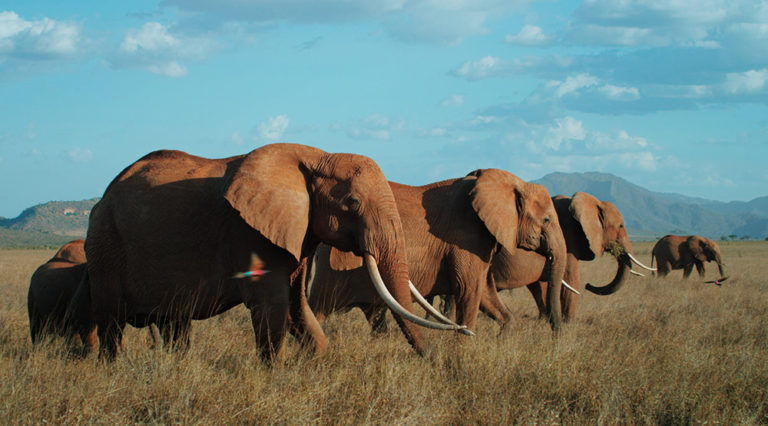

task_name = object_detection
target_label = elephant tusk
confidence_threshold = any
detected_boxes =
[628,253,656,271]
[630,269,645,277]
[562,280,581,295]
[364,254,472,334]
[408,281,473,336]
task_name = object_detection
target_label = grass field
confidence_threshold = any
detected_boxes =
[1,241,766,424]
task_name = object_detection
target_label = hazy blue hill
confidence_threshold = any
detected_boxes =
[0,198,99,237]
[533,172,767,238]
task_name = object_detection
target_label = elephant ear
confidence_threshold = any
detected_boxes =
[569,192,604,260]
[223,144,316,263]
[468,169,524,251]
[686,236,706,262]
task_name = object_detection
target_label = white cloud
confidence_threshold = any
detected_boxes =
[598,84,641,100]
[586,129,649,151]
[723,69,768,94]
[0,11,82,59]
[148,61,188,77]
[528,116,586,152]
[505,25,554,46]
[343,113,405,141]
[258,115,290,141]
[119,22,180,53]
[440,94,465,107]
[112,22,216,77]
[66,147,93,163]
[547,74,599,97]
[163,0,532,46]
[453,56,500,79]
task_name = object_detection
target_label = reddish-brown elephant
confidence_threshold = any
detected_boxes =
[518,192,654,321]
[308,169,567,335]
[27,239,97,348]
[82,143,462,361]
[651,235,725,280]
[355,191,655,329]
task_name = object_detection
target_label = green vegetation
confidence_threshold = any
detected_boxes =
[0,228,78,249]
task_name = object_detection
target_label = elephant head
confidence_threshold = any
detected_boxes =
[686,236,725,278]
[222,143,456,353]
[469,169,567,331]
[556,192,651,296]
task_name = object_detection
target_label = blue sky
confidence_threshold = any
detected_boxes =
[1,0,767,218]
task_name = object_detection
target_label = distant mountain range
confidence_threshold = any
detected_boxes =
[533,172,768,239]
[0,173,766,247]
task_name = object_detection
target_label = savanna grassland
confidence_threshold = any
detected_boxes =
[1,241,767,424]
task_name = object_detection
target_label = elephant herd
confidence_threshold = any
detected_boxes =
[26,143,727,362]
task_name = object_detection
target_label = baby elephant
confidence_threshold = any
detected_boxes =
[651,234,726,281]
[27,240,173,351]
[27,239,97,348]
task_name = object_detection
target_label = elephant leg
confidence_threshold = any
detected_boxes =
[160,320,191,352]
[452,260,486,333]
[683,264,693,279]
[561,261,580,322]
[97,318,125,361]
[478,274,514,336]
[526,282,547,319]
[695,261,705,278]
[363,305,388,336]
[288,257,327,357]
[246,271,291,364]
[438,296,454,318]
[29,315,42,345]
[657,261,670,278]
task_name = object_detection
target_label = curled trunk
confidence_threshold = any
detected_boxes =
[585,254,631,295]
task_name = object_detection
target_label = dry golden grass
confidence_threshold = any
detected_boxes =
[1,242,767,424]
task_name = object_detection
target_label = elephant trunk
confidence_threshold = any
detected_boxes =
[585,253,631,295]
[543,226,566,333]
[717,262,725,278]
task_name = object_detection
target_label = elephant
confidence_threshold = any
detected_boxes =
[651,235,726,280]
[518,192,654,321]
[308,168,567,336]
[27,239,97,348]
[28,240,177,353]
[360,191,655,330]
[81,143,462,361]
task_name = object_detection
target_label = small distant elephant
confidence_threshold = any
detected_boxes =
[27,240,97,348]
[651,235,725,279]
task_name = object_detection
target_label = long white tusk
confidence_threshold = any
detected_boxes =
[630,269,645,277]
[562,280,581,295]
[364,254,472,334]
[408,281,473,336]
[628,253,656,271]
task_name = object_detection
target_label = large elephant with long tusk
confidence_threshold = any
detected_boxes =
[81,143,463,362]
[651,235,726,281]
[308,168,567,336]
[517,192,655,321]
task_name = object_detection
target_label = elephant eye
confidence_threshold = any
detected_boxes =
[343,195,361,211]
[543,217,550,224]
